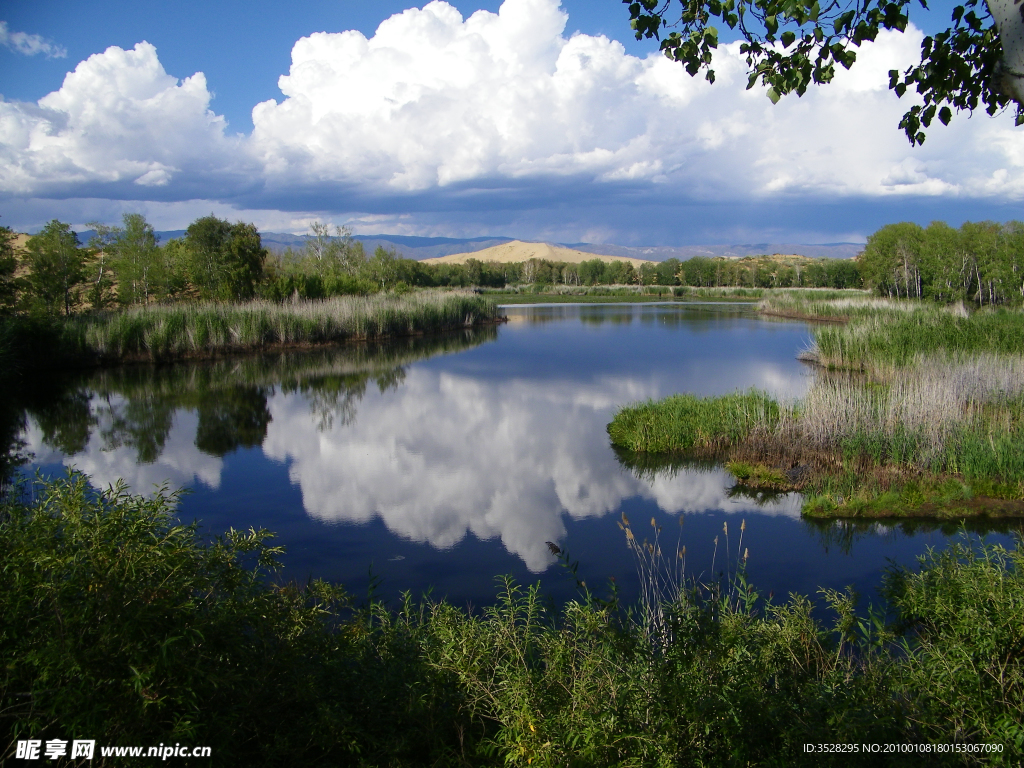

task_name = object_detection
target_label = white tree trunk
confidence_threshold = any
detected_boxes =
[989,0,1024,104]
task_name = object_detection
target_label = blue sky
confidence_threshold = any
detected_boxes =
[1,0,1021,245]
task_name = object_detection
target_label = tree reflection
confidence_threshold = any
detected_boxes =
[803,516,1024,556]
[195,387,274,456]
[31,388,96,456]
[100,397,176,463]
[0,399,28,490]
[286,369,405,431]
[8,328,495,470]
[0,370,94,487]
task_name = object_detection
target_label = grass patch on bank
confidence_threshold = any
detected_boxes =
[3,472,1024,765]
[812,308,1024,374]
[606,390,781,454]
[0,291,501,367]
[609,368,1024,518]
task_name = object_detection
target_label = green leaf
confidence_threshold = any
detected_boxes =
[781,31,796,47]
[766,87,781,104]
[938,106,952,125]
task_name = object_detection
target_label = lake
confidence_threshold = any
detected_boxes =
[13,302,1012,609]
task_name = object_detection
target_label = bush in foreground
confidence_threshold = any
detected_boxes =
[2,473,1022,765]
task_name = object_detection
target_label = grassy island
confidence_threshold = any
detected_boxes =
[609,293,1024,519]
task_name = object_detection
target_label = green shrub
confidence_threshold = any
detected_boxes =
[0,472,472,766]
[4,475,1022,765]
[607,391,781,454]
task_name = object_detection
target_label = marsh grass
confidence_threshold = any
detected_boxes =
[760,291,929,322]
[762,292,1022,375]
[810,309,1024,374]
[672,285,766,299]
[56,291,500,363]
[606,390,781,455]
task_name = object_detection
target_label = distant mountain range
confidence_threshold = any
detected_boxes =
[77,229,863,261]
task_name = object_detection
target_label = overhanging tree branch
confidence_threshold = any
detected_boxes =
[624,0,1024,144]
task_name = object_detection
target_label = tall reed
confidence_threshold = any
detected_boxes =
[607,390,781,455]
[789,301,1022,376]
[65,291,500,362]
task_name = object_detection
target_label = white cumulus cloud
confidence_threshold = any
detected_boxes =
[0,41,255,198]
[1,0,1022,228]
[249,0,1024,201]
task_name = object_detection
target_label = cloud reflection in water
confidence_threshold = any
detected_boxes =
[263,365,805,572]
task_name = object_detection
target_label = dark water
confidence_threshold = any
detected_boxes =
[13,302,1018,608]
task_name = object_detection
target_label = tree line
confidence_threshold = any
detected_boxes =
[1,215,271,317]
[859,220,1024,306]
[2,214,1021,316]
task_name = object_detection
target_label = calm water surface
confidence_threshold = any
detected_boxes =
[17,302,1014,607]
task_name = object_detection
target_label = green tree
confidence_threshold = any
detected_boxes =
[225,222,267,300]
[998,221,1024,303]
[366,246,399,291]
[158,238,191,300]
[89,213,160,307]
[858,222,925,297]
[656,258,680,285]
[960,220,1001,306]
[305,222,364,279]
[0,226,20,314]
[638,262,659,285]
[625,0,1024,144]
[921,221,964,302]
[184,216,267,301]
[24,220,86,316]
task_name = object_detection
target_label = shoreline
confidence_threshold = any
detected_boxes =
[1,291,505,371]
[70,315,509,368]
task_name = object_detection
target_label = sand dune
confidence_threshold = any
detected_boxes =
[420,240,654,267]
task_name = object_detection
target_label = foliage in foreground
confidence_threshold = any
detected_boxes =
[3,473,1023,766]
[0,474,471,766]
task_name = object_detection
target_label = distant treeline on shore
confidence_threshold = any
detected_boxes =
[1,215,1021,319]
